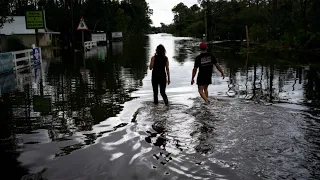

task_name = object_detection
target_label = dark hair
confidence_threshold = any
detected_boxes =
[156,44,166,57]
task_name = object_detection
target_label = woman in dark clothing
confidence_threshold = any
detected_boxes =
[149,44,171,105]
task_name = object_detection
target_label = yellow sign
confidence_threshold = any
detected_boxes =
[25,11,44,29]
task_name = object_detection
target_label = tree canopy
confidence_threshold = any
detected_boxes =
[0,0,152,38]
[167,0,320,49]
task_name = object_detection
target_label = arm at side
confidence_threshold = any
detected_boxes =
[215,63,225,78]
[166,57,170,83]
[149,56,155,70]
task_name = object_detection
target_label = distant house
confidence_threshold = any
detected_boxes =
[0,16,60,52]
[111,32,123,42]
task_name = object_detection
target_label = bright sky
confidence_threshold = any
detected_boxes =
[147,0,199,27]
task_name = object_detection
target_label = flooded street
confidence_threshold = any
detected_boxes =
[1,34,320,180]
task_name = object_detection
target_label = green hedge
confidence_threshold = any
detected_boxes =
[6,35,27,52]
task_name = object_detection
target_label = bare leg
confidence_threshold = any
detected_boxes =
[152,79,159,104]
[159,79,168,105]
[198,86,209,103]
[204,85,209,99]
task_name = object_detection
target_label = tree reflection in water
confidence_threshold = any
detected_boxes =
[214,50,320,106]
[0,37,148,174]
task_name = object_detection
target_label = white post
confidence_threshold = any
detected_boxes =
[40,47,44,87]
[13,53,17,72]
[13,52,18,86]
[39,47,42,65]
[28,51,32,68]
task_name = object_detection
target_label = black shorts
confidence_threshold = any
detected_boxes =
[197,76,212,86]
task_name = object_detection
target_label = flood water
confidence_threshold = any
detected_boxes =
[1,34,320,180]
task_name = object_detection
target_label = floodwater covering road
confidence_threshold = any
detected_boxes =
[1,34,320,180]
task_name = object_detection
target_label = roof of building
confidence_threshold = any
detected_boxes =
[0,16,60,35]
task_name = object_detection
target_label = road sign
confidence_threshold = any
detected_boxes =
[92,33,106,42]
[112,32,123,38]
[25,11,44,29]
[77,18,88,30]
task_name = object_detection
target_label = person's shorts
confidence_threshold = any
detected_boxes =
[197,76,212,86]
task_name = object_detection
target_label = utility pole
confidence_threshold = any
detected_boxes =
[198,0,208,41]
[205,9,207,41]
[71,0,75,50]
[105,0,112,51]
[35,6,40,46]
[35,29,39,46]
[245,25,250,49]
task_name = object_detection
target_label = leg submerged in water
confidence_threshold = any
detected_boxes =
[198,86,209,104]
[204,85,209,103]
[160,80,168,105]
[152,79,159,104]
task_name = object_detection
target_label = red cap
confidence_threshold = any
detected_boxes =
[200,42,208,50]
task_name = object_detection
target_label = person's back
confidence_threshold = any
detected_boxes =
[195,52,216,85]
[152,55,167,80]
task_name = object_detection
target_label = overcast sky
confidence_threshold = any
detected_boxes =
[148,0,198,27]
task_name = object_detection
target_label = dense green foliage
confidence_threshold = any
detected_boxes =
[0,0,152,40]
[166,0,320,49]
[6,35,27,51]
[0,0,13,28]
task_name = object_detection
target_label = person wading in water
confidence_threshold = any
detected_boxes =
[149,44,170,105]
[191,42,225,104]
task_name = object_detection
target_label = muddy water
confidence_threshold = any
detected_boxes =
[0,34,320,180]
